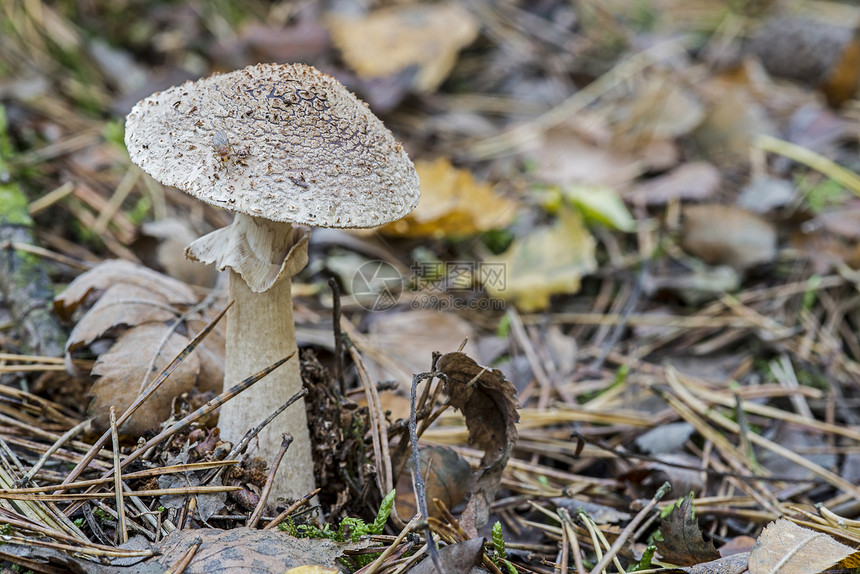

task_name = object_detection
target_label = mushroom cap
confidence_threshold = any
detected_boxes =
[124,63,419,228]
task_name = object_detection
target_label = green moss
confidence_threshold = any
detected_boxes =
[278,490,396,570]
[0,186,31,225]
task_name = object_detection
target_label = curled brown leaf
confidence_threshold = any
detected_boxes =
[436,351,519,529]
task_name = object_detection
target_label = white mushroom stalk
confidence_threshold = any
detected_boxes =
[124,63,420,502]
[189,214,314,496]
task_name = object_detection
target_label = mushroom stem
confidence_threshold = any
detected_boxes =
[187,213,316,501]
[219,266,315,500]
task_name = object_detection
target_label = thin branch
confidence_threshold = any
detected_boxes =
[59,302,231,490]
[328,276,346,395]
[247,434,292,528]
[163,536,202,574]
[410,371,444,574]
[16,418,91,485]
[109,407,128,545]
[263,487,321,530]
[588,482,671,574]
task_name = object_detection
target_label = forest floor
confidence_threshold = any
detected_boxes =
[3,1,860,573]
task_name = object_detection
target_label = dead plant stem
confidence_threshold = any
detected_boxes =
[109,407,128,544]
[247,434,292,528]
[262,487,320,530]
[17,417,91,485]
[588,482,670,574]
[163,536,202,574]
[350,345,394,497]
[60,303,230,490]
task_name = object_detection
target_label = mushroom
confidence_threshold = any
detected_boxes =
[124,63,419,500]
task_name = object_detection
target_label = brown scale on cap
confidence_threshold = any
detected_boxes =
[212,130,249,170]
[125,63,419,228]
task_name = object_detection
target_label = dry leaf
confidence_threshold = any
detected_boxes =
[89,323,199,437]
[683,552,750,574]
[327,3,478,92]
[719,536,757,557]
[395,446,472,519]
[810,203,860,239]
[656,493,721,566]
[626,162,722,206]
[748,518,855,574]
[533,130,642,188]
[436,352,519,529]
[607,73,706,149]
[53,259,197,321]
[55,260,223,435]
[362,310,475,389]
[789,230,857,274]
[381,157,517,238]
[737,176,795,213]
[787,103,850,157]
[158,448,226,522]
[112,527,371,573]
[635,422,695,455]
[692,88,776,166]
[681,205,777,271]
[484,207,596,311]
[64,283,179,354]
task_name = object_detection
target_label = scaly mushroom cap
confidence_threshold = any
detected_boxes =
[124,63,419,228]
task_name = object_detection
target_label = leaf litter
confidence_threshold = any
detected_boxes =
[4,1,860,573]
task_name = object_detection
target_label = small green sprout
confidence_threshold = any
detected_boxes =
[279,490,397,568]
[491,521,517,574]
[628,545,656,572]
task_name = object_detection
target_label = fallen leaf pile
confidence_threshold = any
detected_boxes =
[8,1,860,573]
[53,260,224,437]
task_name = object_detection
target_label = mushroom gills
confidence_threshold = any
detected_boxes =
[185,213,310,293]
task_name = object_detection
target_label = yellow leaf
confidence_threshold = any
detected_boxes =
[327,3,478,92]
[484,208,596,312]
[839,552,860,569]
[382,157,517,238]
